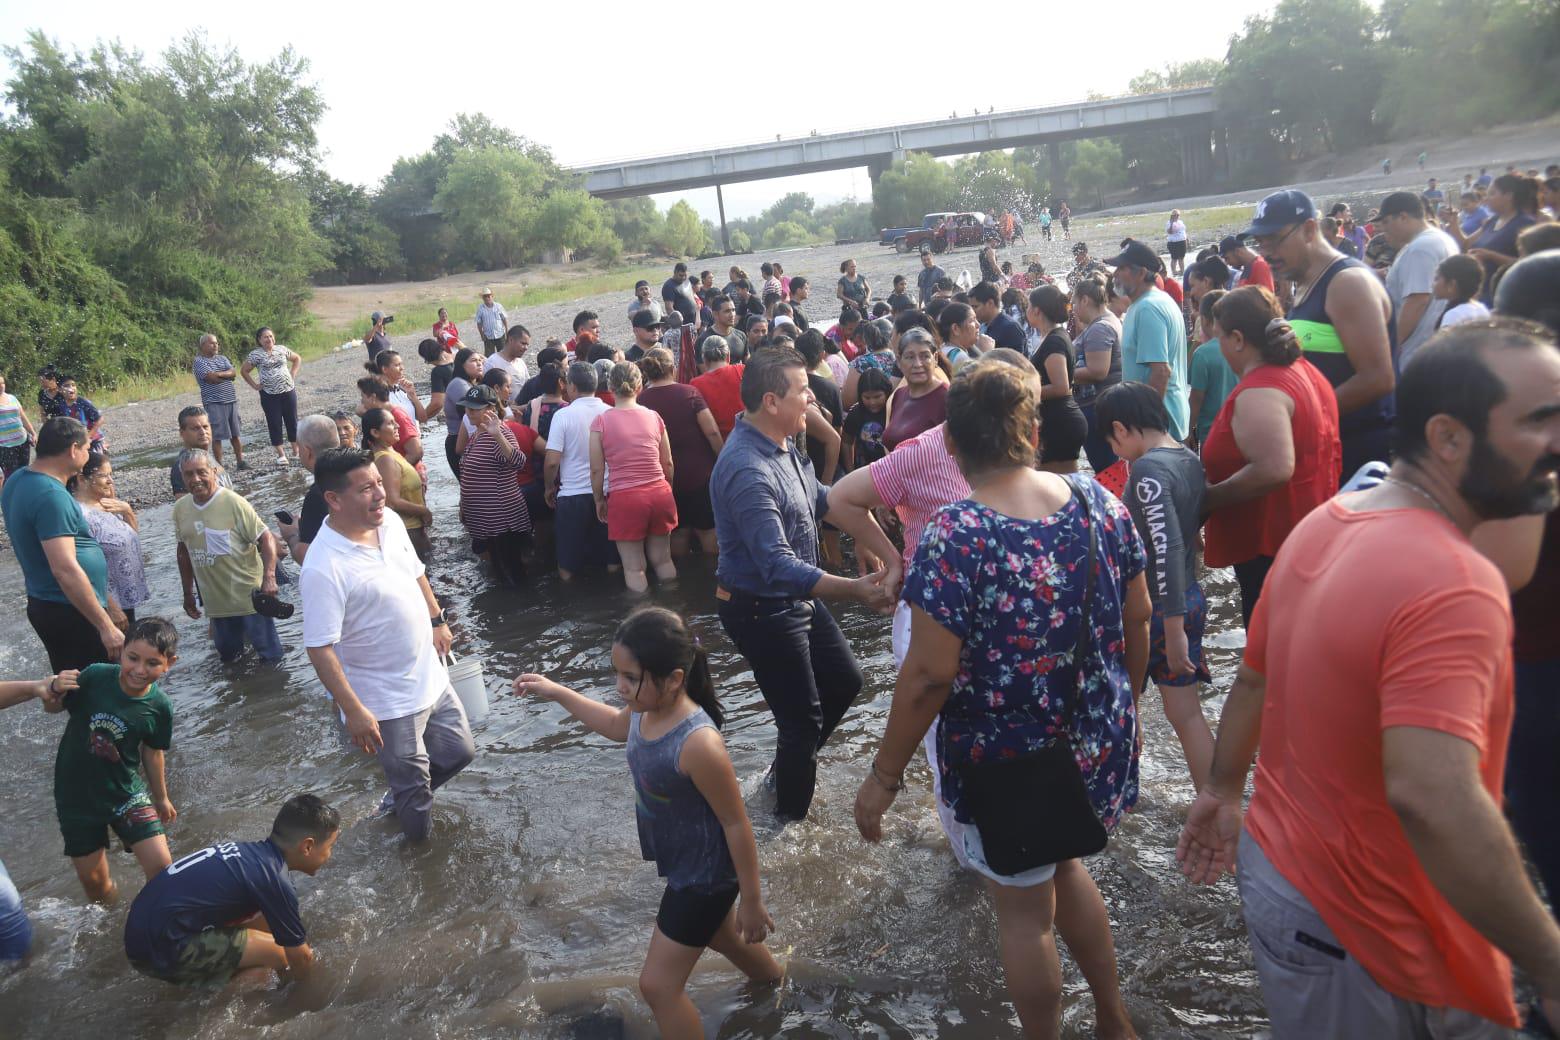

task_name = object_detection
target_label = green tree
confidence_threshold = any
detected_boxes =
[1377,0,1560,135]
[654,199,707,257]
[871,152,955,230]
[1068,138,1126,209]
[434,147,546,268]
[728,228,751,253]
[304,169,401,282]
[1219,0,1384,160]
[953,151,1036,216]
[532,188,620,262]
[605,196,665,253]
[1128,58,1222,94]
[762,220,811,248]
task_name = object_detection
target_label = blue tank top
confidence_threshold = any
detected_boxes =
[1286,255,1395,438]
[627,708,736,891]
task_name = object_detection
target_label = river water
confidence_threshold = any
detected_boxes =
[0,455,1265,1038]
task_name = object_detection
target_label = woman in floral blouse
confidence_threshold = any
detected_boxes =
[854,359,1151,1039]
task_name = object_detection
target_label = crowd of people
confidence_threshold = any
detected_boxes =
[1,156,1559,1039]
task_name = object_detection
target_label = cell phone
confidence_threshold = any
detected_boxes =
[275,510,294,525]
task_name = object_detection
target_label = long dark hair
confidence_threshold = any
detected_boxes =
[615,607,721,728]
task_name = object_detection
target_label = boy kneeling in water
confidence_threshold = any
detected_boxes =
[515,607,781,1038]
[124,794,339,986]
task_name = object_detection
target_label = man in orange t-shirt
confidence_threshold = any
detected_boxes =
[1179,322,1560,1037]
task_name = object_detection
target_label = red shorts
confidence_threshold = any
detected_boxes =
[606,481,678,541]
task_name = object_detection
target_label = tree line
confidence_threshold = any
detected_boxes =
[872,0,1560,228]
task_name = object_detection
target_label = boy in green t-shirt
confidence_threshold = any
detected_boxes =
[43,617,180,902]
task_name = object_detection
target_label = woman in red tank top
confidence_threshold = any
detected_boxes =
[1201,286,1341,625]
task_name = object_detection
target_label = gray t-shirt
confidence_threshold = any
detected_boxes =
[1386,227,1458,369]
[1073,312,1123,406]
[1123,444,1205,615]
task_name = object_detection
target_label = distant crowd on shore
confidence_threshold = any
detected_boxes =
[2,154,1560,1040]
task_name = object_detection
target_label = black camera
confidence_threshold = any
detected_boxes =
[382,315,395,325]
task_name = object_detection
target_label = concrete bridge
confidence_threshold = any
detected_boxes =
[577,86,1224,205]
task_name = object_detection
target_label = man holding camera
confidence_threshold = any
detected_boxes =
[364,312,393,361]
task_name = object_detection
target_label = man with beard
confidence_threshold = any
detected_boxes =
[1179,319,1560,1039]
[1243,189,1397,479]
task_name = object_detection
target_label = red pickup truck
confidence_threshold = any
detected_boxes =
[902,212,991,254]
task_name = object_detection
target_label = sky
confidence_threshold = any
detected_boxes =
[0,0,1283,223]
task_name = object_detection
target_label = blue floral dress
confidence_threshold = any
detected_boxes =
[902,476,1146,829]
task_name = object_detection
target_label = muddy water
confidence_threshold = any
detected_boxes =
[0,456,1264,1038]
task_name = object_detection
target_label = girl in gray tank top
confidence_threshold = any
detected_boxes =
[513,606,782,1034]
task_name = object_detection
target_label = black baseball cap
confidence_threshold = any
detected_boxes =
[1104,240,1161,271]
[1240,189,1318,238]
[459,384,498,410]
[631,310,667,330]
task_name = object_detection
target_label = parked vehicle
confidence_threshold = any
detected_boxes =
[904,212,989,254]
[880,212,954,252]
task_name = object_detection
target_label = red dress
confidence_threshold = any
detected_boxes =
[1201,359,1341,568]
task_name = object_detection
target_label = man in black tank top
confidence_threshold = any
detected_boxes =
[1242,190,1398,478]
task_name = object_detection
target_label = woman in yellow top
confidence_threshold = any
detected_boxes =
[363,407,432,562]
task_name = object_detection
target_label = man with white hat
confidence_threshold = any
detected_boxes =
[474,288,508,358]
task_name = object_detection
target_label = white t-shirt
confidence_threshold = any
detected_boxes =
[484,352,529,399]
[544,396,611,498]
[387,387,421,424]
[300,509,446,721]
[1386,226,1458,368]
[1440,300,1491,329]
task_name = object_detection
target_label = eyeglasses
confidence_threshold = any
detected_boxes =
[1250,224,1302,254]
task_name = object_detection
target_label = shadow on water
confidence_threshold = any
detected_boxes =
[0,455,1264,1037]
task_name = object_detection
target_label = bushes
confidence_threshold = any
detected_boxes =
[0,187,307,391]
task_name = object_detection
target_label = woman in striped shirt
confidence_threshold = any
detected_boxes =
[456,385,532,585]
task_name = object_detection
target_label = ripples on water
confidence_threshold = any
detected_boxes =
[0,459,1266,1037]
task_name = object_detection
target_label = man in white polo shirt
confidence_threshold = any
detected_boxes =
[299,447,474,842]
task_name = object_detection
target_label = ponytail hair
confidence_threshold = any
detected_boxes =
[614,607,722,728]
[1214,286,1301,366]
[364,348,401,376]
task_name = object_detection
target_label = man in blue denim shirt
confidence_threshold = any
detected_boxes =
[711,348,893,821]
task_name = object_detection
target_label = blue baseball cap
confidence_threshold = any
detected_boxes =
[1240,189,1317,238]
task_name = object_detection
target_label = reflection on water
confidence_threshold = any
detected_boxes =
[0,457,1264,1037]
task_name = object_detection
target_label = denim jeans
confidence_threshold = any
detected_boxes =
[210,613,283,663]
[718,597,862,820]
[0,857,31,960]
[375,686,476,842]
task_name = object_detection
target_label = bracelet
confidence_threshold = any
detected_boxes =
[47,676,60,696]
[430,612,447,627]
[870,763,904,792]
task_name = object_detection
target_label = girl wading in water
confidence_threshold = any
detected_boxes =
[516,608,781,1038]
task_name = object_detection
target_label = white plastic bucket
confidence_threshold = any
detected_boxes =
[445,651,488,725]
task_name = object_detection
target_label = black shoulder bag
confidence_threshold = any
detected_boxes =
[954,477,1109,876]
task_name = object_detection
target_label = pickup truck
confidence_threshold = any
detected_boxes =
[901,212,994,254]
[880,212,954,252]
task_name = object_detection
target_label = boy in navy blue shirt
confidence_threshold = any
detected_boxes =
[125,794,339,986]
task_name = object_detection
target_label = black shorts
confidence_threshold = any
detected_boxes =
[672,484,715,531]
[657,884,739,948]
[1168,240,1188,261]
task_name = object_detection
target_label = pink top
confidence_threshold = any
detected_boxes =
[868,420,970,568]
[590,405,668,493]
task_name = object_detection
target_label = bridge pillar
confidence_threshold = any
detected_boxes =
[867,155,892,189]
[715,184,729,254]
[1047,140,1064,191]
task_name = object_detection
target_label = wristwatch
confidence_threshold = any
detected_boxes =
[430,611,447,627]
